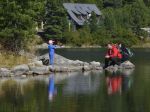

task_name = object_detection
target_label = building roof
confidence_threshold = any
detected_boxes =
[63,3,102,25]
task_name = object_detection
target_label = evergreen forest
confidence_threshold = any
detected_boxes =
[1,0,150,52]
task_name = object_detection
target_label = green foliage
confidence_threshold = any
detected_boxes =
[44,0,67,40]
[1,0,150,52]
[0,0,36,53]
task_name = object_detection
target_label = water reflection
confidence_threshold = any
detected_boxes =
[105,71,122,95]
[122,69,134,92]
[48,74,57,101]
[105,69,134,95]
[63,71,101,95]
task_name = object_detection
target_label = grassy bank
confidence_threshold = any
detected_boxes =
[132,40,150,48]
[0,53,28,68]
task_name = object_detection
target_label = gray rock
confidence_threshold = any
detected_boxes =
[49,66,69,72]
[12,64,29,76]
[33,61,44,66]
[68,66,83,72]
[90,61,101,66]
[70,60,84,66]
[30,66,50,75]
[105,61,135,72]
[83,65,91,71]
[49,65,83,72]
[38,53,84,66]
[120,61,135,69]
[83,62,90,66]
[105,65,119,72]
[36,53,103,73]
[0,68,11,77]
[89,61,102,70]
[93,66,103,70]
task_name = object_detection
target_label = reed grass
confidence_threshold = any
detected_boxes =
[0,53,28,68]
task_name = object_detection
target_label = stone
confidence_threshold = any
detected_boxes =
[30,66,50,75]
[36,53,104,73]
[49,66,69,72]
[12,64,29,76]
[105,65,119,72]
[120,61,135,69]
[105,61,135,72]
[83,65,91,71]
[0,68,11,77]
[33,61,44,66]
[90,61,101,67]
[71,60,84,66]
[83,62,90,66]
[68,66,83,72]
[49,65,83,72]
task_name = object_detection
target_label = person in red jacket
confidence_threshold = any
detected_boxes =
[104,43,122,69]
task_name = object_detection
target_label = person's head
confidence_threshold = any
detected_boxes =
[107,43,112,49]
[49,40,54,45]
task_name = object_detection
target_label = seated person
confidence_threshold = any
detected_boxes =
[104,43,122,69]
[118,43,132,63]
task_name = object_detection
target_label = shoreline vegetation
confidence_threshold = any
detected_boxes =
[0,41,150,68]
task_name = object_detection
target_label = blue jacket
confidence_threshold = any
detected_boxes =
[48,44,56,54]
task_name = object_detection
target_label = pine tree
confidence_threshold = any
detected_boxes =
[0,0,35,53]
[89,12,99,33]
[44,0,67,40]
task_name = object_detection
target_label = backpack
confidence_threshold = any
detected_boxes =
[126,48,133,57]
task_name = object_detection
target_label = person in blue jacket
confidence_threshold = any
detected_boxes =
[48,40,56,65]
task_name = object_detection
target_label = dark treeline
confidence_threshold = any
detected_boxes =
[0,0,150,52]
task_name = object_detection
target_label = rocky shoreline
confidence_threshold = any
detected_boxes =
[0,53,135,77]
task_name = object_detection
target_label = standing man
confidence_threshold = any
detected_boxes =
[48,40,56,65]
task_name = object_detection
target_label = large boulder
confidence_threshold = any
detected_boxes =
[69,60,84,66]
[30,66,50,75]
[105,65,119,72]
[120,61,135,69]
[49,65,83,72]
[90,61,101,67]
[0,68,11,77]
[12,64,29,76]
[49,66,69,72]
[105,61,135,72]
[90,61,102,70]
[28,61,44,67]
[36,53,103,72]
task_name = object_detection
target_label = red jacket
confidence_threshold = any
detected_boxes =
[106,45,122,59]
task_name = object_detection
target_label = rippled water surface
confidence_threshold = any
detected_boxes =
[0,48,150,112]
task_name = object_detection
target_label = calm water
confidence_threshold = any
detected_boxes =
[0,48,150,112]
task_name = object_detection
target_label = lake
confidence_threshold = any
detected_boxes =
[0,48,150,112]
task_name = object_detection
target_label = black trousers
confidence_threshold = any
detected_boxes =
[104,57,121,68]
